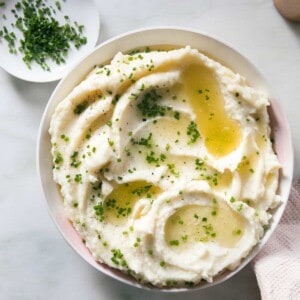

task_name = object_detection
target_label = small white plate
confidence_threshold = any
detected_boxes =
[0,0,100,82]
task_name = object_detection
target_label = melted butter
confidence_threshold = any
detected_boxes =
[104,181,161,225]
[236,152,258,183]
[165,202,245,249]
[181,64,242,157]
[216,169,233,189]
[210,169,233,190]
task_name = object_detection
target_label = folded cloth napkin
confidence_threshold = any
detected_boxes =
[253,179,300,300]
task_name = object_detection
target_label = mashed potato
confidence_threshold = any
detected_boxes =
[49,46,280,287]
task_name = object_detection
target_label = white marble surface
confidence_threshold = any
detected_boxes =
[0,0,299,299]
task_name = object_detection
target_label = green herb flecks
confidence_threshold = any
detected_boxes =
[199,223,217,241]
[112,94,120,105]
[133,237,141,248]
[169,240,179,246]
[167,163,179,177]
[74,173,82,183]
[195,158,204,170]
[70,151,81,168]
[74,101,88,115]
[105,198,132,219]
[187,121,200,144]
[111,248,128,268]
[131,185,152,198]
[131,133,153,148]
[60,134,69,142]
[145,151,166,166]
[137,89,169,118]
[173,111,180,120]
[0,26,17,54]
[94,202,104,222]
[160,260,166,267]
[233,228,242,236]
[54,151,63,167]
[55,1,61,10]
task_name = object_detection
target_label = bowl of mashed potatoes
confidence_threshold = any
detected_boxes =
[37,27,293,291]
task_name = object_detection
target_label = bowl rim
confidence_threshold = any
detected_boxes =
[36,26,294,292]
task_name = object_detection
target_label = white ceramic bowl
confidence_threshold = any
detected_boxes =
[37,27,294,291]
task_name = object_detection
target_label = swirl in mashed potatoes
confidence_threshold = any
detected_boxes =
[49,46,280,287]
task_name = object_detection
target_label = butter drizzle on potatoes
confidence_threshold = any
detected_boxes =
[49,46,280,287]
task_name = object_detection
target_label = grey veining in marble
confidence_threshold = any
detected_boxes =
[0,0,299,299]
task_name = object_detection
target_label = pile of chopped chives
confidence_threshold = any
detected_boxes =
[0,0,87,71]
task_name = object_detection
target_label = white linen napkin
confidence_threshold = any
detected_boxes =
[253,179,300,300]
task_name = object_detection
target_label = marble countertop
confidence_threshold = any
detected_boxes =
[0,0,299,299]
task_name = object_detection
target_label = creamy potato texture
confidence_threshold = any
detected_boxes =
[49,46,281,287]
